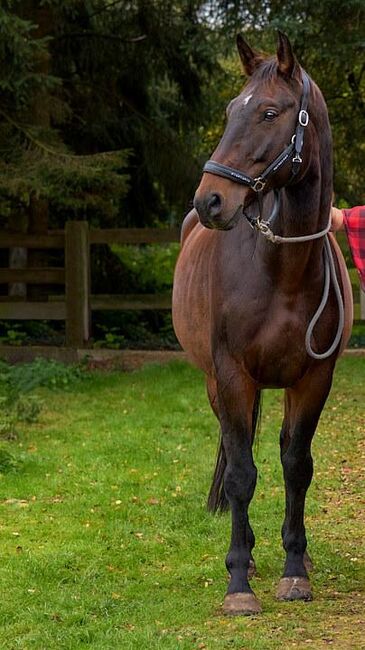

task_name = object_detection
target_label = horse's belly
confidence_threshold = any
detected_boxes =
[172,275,212,372]
[172,225,215,373]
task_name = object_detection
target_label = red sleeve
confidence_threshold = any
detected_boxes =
[342,206,365,291]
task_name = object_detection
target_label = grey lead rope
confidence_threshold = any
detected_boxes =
[304,236,345,359]
[255,216,345,360]
[256,215,331,244]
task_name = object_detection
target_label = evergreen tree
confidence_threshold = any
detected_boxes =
[0,0,363,231]
[0,1,222,230]
[0,2,129,232]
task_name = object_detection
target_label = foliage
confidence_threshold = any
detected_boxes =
[0,358,84,438]
[0,146,130,224]
[0,320,66,346]
[92,312,178,350]
[0,1,222,228]
[0,323,28,346]
[112,243,180,292]
[92,325,126,350]
[0,446,21,473]
[0,2,130,225]
[0,1,364,225]
[349,323,365,348]
[0,357,83,394]
[0,6,55,108]
[0,358,363,647]
[90,242,180,349]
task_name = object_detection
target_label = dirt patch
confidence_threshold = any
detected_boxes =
[1,345,363,370]
[83,349,189,371]
[0,345,188,370]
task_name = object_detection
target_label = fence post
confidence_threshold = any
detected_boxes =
[65,221,90,347]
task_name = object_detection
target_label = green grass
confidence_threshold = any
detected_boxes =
[0,358,364,649]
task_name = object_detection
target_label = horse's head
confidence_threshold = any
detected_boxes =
[194,32,319,230]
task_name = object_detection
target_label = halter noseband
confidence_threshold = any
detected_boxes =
[202,71,311,222]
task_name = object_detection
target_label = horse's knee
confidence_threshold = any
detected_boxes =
[282,449,313,489]
[224,462,257,502]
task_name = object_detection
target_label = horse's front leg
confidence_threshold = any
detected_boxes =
[215,363,261,616]
[277,362,334,601]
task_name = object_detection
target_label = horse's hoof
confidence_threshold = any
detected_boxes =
[276,576,312,601]
[223,592,262,616]
[248,558,257,579]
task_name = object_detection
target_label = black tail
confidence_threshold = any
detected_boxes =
[207,389,262,513]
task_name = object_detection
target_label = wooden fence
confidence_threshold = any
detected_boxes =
[0,221,364,348]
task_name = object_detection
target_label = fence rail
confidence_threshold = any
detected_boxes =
[0,222,180,346]
[0,221,364,347]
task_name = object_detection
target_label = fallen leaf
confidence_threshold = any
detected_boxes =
[147,498,159,505]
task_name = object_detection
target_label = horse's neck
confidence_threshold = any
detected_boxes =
[258,178,329,288]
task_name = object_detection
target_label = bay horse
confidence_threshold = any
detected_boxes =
[172,32,353,616]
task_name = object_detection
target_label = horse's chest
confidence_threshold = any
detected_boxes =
[225,300,308,387]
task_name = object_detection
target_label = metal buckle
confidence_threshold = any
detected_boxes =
[292,153,302,164]
[299,110,309,127]
[252,177,266,192]
[257,221,270,234]
[257,220,277,243]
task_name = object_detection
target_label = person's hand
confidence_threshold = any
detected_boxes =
[330,206,344,232]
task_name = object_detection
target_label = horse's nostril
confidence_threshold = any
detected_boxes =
[193,191,224,223]
[207,193,222,217]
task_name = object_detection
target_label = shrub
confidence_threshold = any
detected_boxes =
[0,358,84,438]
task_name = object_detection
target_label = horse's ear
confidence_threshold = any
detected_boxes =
[276,31,298,79]
[236,34,263,76]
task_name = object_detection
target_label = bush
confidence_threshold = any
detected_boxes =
[0,446,21,473]
[0,358,84,438]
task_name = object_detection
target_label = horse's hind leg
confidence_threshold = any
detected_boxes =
[212,363,261,615]
[277,362,334,602]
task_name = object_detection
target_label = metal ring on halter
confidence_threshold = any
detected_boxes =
[299,109,309,126]
[252,178,266,192]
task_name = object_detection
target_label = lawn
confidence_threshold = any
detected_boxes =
[0,357,364,649]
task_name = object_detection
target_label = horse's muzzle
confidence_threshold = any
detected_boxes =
[194,192,242,230]
[194,191,224,224]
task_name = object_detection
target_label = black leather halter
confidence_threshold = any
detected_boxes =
[202,71,311,222]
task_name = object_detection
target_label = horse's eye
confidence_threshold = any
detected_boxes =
[264,110,278,121]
